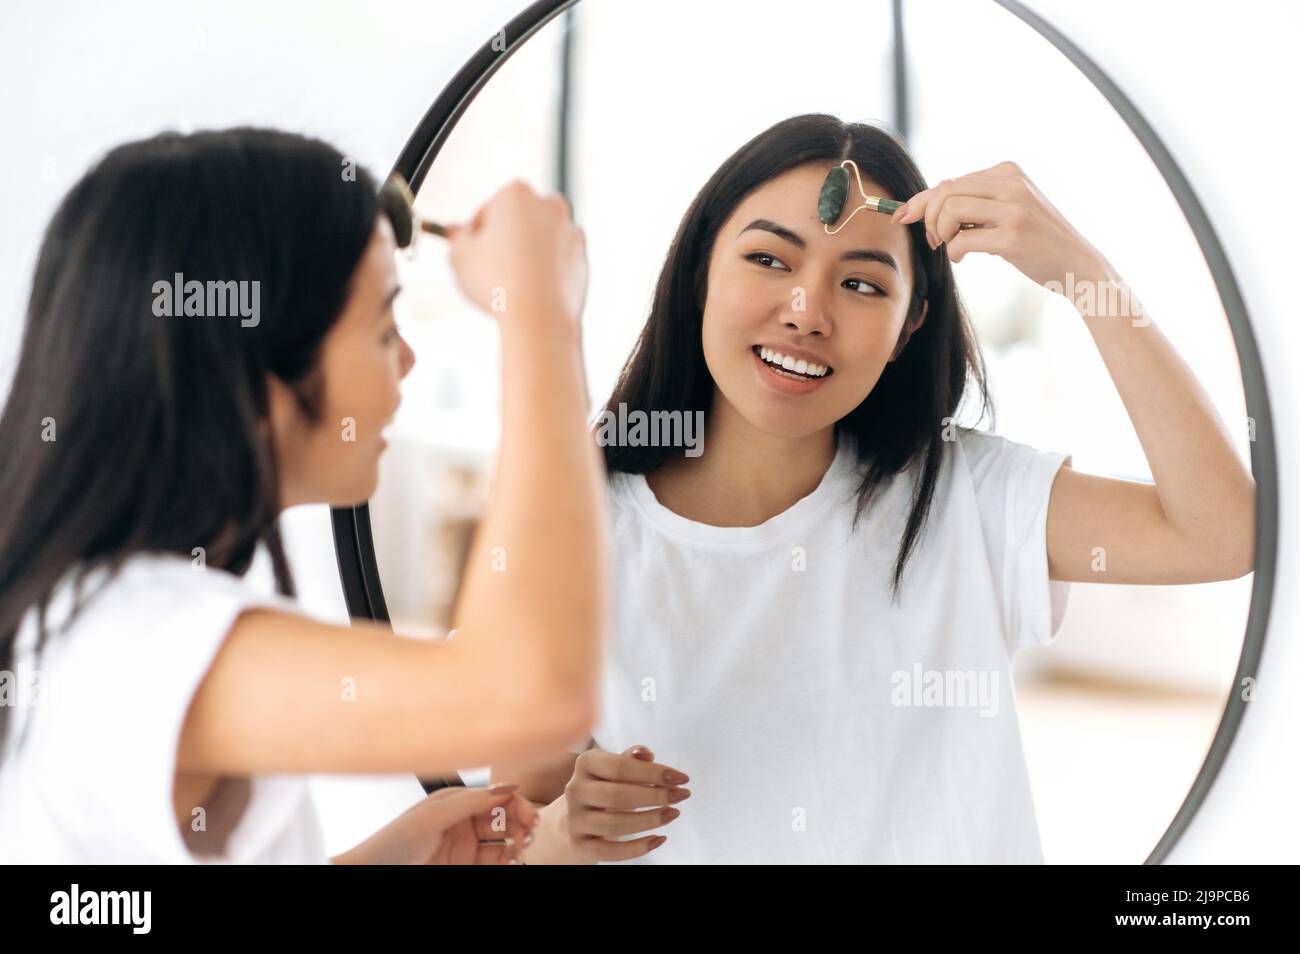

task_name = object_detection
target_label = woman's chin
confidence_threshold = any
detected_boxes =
[329,474,381,508]
[737,403,836,441]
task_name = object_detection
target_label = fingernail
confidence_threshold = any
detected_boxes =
[668,787,691,803]
[488,782,518,795]
[523,832,534,847]
[649,835,668,849]
[663,769,689,784]
[927,232,938,249]
[662,807,681,822]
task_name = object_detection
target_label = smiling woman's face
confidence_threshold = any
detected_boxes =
[700,162,926,440]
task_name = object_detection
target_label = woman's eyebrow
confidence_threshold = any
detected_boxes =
[379,284,402,314]
[738,218,899,273]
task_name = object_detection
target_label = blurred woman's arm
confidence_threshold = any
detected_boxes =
[177,181,607,777]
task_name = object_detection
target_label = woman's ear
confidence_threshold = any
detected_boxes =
[889,298,929,362]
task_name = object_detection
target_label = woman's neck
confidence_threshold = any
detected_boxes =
[645,393,837,527]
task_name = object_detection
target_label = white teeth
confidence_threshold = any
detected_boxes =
[756,347,829,378]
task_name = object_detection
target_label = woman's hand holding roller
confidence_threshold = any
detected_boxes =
[892,160,1113,290]
[447,180,588,329]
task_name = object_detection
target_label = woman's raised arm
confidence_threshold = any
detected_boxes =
[177,181,608,777]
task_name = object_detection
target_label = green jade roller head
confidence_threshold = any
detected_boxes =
[380,172,450,249]
[819,160,979,236]
[818,161,904,234]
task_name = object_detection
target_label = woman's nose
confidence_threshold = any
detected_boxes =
[783,286,833,337]
[399,336,417,378]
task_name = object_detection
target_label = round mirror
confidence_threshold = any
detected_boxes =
[334,0,1273,864]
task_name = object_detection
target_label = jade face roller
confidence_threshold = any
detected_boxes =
[379,172,449,248]
[818,160,977,235]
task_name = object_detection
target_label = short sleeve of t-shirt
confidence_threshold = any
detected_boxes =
[2,552,319,863]
[959,429,1073,658]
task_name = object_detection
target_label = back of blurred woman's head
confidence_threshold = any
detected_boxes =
[0,127,382,750]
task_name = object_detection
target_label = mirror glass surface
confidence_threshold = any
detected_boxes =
[369,0,1255,863]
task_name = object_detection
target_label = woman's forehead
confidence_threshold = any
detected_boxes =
[765,163,893,205]
[724,165,911,269]
[337,219,398,324]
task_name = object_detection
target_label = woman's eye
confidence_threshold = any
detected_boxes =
[381,325,401,345]
[844,278,886,297]
[745,251,790,271]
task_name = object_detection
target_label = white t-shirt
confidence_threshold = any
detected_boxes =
[589,427,1072,864]
[0,552,330,864]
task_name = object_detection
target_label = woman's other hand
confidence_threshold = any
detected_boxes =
[332,783,538,865]
[561,745,689,863]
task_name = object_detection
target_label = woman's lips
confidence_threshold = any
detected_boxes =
[751,348,831,395]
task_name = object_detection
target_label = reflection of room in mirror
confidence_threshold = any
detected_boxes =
[368,436,488,638]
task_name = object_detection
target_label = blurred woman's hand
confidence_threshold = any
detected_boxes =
[560,745,689,863]
[332,783,538,865]
[447,180,588,328]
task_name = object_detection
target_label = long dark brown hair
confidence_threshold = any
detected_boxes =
[601,113,995,600]
[0,127,386,755]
